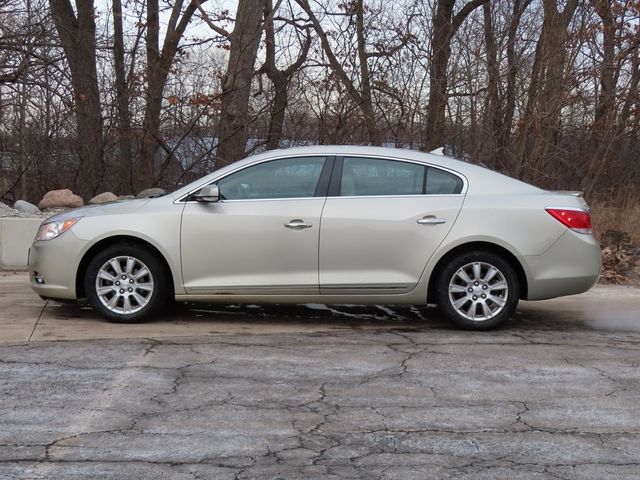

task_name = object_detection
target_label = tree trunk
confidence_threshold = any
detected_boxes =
[582,0,622,195]
[499,0,531,170]
[265,71,288,150]
[112,0,132,192]
[215,0,265,167]
[480,1,500,168]
[593,0,616,133]
[261,0,310,150]
[355,0,381,145]
[49,0,104,195]
[424,0,490,151]
[514,0,579,180]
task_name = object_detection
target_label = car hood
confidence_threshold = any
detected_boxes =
[43,197,157,223]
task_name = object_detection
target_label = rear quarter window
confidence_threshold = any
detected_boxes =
[426,167,464,194]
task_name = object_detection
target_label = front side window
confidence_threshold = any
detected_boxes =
[216,156,326,200]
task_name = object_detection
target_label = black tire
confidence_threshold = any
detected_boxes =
[84,243,170,323]
[436,250,520,330]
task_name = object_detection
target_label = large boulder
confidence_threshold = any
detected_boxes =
[13,200,40,214]
[38,189,84,210]
[89,192,118,204]
[136,187,165,198]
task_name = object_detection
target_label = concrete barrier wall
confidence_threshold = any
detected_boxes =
[0,218,42,268]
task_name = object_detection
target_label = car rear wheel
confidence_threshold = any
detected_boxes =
[84,244,169,323]
[436,251,520,330]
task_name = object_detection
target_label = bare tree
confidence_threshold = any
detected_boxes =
[49,0,104,195]
[139,0,207,184]
[112,0,132,190]
[210,0,266,166]
[259,0,311,150]
[514,0,579,179]
[295,0,382,145]
[423,0,490,151]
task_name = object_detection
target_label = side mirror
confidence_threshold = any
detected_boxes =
[194,184,220,203]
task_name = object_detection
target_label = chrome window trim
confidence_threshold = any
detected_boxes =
[174,151,468,204]
[182,197,327,204]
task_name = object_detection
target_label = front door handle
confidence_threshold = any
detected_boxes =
[285,219,312,229]
[417,216,446,225]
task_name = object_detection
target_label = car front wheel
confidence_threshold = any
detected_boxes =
[84,244,169,323]
[436,251,520,330]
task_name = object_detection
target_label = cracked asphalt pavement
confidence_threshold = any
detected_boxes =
[1,272,640,479]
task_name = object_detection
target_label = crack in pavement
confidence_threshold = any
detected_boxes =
[2,328,640,479]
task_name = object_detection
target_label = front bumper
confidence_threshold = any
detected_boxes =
[525,229,602,301]
[28,230,89,300]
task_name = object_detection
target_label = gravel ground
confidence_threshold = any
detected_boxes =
[0,201,64,219]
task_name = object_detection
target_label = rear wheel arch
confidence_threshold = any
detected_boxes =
[76,235,175,299]
[427,241,528,304]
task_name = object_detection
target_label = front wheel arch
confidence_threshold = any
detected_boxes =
[427,241,528,304]
[76,235,175,300]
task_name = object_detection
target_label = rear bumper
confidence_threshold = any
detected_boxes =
[28,231,88,300]
[524,230,601,301]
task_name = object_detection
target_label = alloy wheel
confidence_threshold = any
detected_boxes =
[448,261,509,321]
[95,256,155,314]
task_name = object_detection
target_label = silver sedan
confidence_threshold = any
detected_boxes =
[29,146,601,330]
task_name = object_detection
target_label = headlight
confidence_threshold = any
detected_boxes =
[35,217,81,241]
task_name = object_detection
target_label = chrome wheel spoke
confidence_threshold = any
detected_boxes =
[109,259,123,276]
[96,286,114,296]
[135,268,150,280]
[136,283,153,292]
[472,263,481,281]
[107,294,119,309]
[453,296,470,309]
[98,270,116,282]
[489,281,508,291]
[455,269,472,284]
[489,295,505,306]
[480,301,492,318]
[125,257,135,275]
[449,284,468,294]
[123,295,132,313]
[483,267,498,283]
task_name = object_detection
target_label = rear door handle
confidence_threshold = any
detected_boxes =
[285,219,312,229]
[417,216,446,225]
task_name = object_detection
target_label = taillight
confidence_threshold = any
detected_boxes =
[545,208,592,234]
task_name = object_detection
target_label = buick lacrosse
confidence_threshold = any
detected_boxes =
[29,146,601,330]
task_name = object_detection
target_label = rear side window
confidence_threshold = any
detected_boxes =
[339,157,463,196]
[340,157,425,196]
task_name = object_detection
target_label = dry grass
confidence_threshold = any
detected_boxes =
[591,201,640,246]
